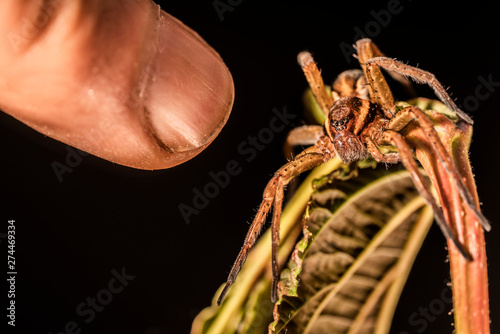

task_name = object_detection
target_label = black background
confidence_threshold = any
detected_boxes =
[1,1,499,333]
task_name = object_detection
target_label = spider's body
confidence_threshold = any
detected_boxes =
[217,39,489,305]
[322,96,373,163]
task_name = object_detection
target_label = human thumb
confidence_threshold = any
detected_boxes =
[0,0,234,169]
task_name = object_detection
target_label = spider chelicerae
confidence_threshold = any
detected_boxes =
[217,38,490,305]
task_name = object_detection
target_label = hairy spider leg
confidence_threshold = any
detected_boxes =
[387,106,490,231]
[332,69,370,100]
[356,39,395,113]
[365,56,474,125]
[297,51,333,115]
[372,129,472,260]
[364,137,401,164]
[355,39,416,107]
[284,125,324,160]
[217,186,275,305]
[358,42,488,257]
[217,147,326,305]
[358,43,483,224]
[271,178,284,301]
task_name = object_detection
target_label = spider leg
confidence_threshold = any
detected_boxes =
[217,146,326,305]
[373,129,472,260]
[355,39,394,114]
[271,179,284,301]
[364,137,400,164]
[355,38,416,99]
[388,106,490,231]
[365,56,474,125]
[217,189,275,305]
[332,69,370,100]
[297,52,334,115]
[362,117,401,163]
[284,125,324,159]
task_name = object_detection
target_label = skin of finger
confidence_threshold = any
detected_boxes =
[0,0,234,169]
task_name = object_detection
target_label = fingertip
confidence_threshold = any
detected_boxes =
[142,11,234,166]
[0,1,234,170]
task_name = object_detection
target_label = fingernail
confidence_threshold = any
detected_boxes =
[143,10,234,161]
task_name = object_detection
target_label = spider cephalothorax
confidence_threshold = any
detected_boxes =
[323,96,371,163]
[217,38,489,305]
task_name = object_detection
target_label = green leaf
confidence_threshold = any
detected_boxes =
[270,165,434,334]
[302,86,330,124]
[192,161,434,334]
[192,159,344,334]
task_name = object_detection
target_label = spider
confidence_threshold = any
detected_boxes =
[217,38,490,305]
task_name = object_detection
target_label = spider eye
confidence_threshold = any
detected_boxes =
[332,117,349,131]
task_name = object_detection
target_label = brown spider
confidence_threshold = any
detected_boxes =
[217,38,489,305]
